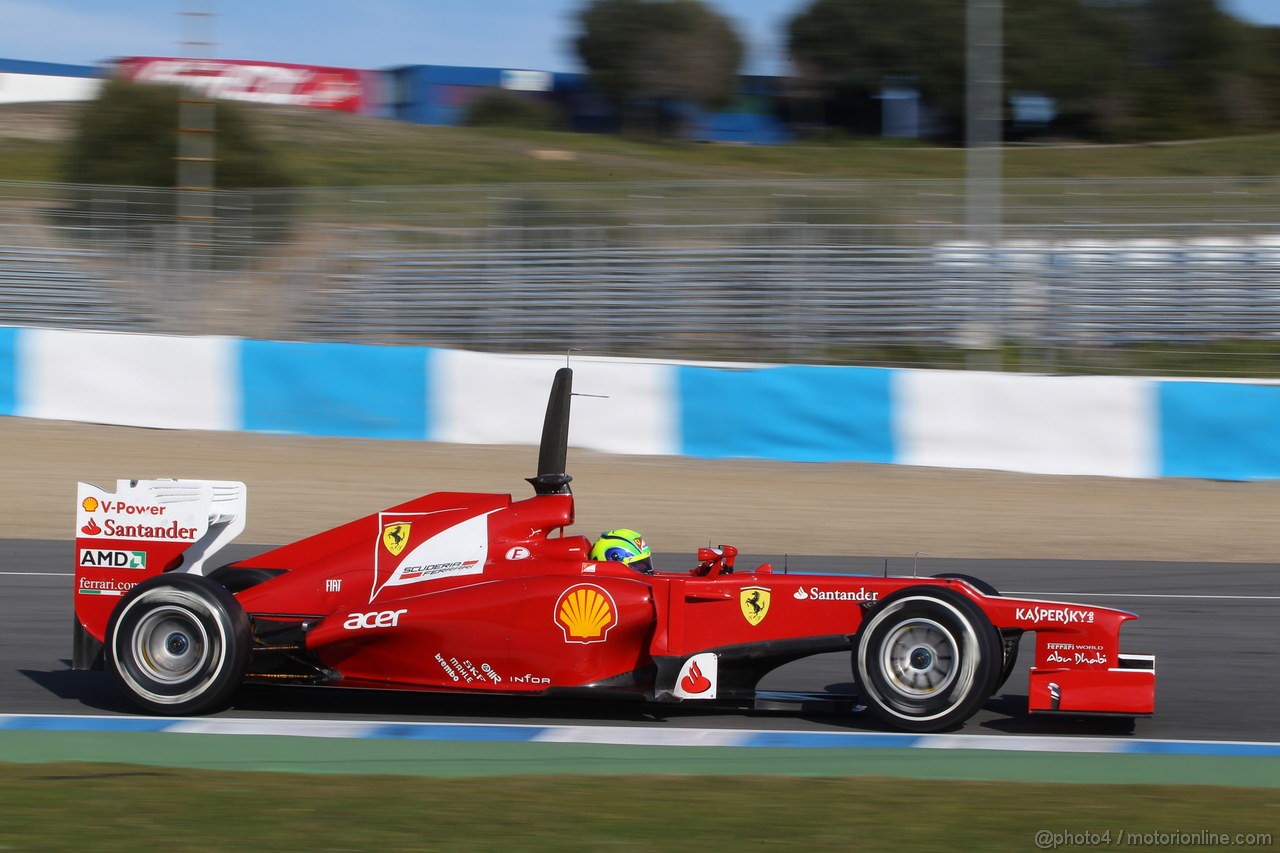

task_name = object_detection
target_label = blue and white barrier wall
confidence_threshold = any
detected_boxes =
[4,327,1280,480]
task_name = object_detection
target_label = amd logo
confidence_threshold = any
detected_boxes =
[343,609,408,630]
[79,549,147,569]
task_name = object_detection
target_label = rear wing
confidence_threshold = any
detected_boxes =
[74,479,247,659]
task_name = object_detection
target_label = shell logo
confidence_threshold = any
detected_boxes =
[555,584,617,644]
[82,497,99,512]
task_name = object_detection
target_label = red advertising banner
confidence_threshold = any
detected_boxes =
[115,56,374,113]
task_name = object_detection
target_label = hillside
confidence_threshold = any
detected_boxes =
[2,100,1280,187]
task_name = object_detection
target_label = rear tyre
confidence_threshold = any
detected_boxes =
[206,565,278,593]
[106,573,250,715]
[854,587,1000,732]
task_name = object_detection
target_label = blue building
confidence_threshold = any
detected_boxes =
[388,64,791,144]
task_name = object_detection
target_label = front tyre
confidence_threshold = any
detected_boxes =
[106,573,250,715]
[854,587,1000,732]
[931,572,1022,694]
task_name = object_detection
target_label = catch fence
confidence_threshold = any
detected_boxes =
[1,178,1278,372]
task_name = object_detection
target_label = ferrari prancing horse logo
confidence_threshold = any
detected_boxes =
[382,522,411,557]
[740,586,770,626]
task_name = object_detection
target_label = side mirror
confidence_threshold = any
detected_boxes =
[693,545,738,577]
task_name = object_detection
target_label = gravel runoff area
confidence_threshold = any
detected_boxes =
[7,416,1279,562]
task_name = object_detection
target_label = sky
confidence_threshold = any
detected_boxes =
[2,0,1278,77]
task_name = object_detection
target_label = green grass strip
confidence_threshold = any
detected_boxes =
[0,760,1275,852]
[8,101,1280,185]
[1,731,1278,788]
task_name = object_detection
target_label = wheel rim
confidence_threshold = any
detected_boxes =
[880,618,958,698]
[132,606,212,685]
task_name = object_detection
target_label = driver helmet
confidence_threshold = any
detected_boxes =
[589,528,653,574]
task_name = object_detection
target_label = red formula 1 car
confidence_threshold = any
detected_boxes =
[71,369,1155,732]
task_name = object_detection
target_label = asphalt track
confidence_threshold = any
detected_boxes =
[3,539,1277,750]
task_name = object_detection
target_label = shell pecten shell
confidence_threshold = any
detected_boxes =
[556,584,616,643]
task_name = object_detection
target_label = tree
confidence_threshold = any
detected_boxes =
[788,0,1139,139]
[1251,25,1280,127]
[60,78,294,252]
[62,77,291,189]
[574,0,745,134]
[1123,0,1264,138]
[1003,0,1132,139]
[786,0,1278,142]
[787,0,965,134]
